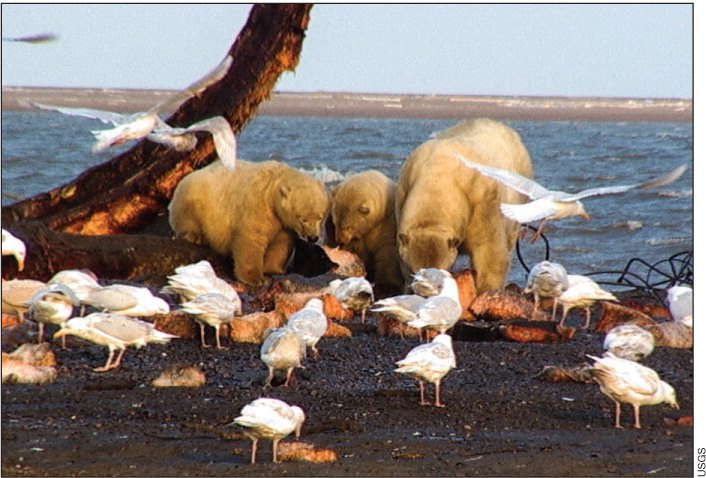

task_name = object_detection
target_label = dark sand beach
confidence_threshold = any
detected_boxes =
[2,87,693,122]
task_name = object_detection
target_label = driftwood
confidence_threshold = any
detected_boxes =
[2,4,314,281]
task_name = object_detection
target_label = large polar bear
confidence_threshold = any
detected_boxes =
[169,159,330,286]
[327,170,405,295]
[395,118,534,293]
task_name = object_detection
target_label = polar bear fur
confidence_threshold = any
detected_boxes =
[395,118,534,293]
[169,159,330,286]
[328,170,404,295]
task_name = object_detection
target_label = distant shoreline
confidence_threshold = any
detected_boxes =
[2,86,693,122]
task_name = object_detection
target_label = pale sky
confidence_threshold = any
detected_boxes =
[1,3,695,99]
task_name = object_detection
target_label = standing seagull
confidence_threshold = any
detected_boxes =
[394,333,456,407]
[54,313,178,371]
[83,284,170,317]
[180,292,239,349]
[586,353,678,428]
[329,277,374,323]
[161,260,240,303]
[524,260,569,320]
[406,276,462,338]
[25,55,237,170]
[558,275,617,328]
[286,298,328,359]
[454,153,687,242]
[28,285,80,348]
[2,229,26,271]
[231,397,306,464]
[260,327,306,388]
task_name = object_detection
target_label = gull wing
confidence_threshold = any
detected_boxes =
[150,54,233,114]
[179,116,237,170]
[561,164,688,202]
[453,153,553,200]
[26,101,127,125]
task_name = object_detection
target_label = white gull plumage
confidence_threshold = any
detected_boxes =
[666,285,692,327]
[394,333,456,407]
[260,327,306,388]
[54,312,178,371]
[524,260,569,320]
[25,55,237,170]
[286,298,328,359]
[27,284,81,347]
[603,324,655,362]
[83,284,170,317]
[48,269,102,302]
[161,260,240,303]
[329,277,374,323]
[410,268,450,298]
[180,292,239,349]
[231,397,305,463]
[586,353,678,428]
[453,153,687,241]
[558,275,617,328]
[2,229,27,271]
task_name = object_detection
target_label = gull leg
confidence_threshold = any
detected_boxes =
[632,404,642,429]
[614,401,623,429]
[529,220,548,244]
[198,323,210,348]
[264,367,274,389]
[214,324,228,350]
[559,307,569,327]
[94,347,116,372]
[250,438,259,464]
[434,381,445,408]
[419,380,430,405]
[37,322,45,343]
[272,438,280,463]
[551,299,559,321]
[109,347,127,370]
[582,308,591,329]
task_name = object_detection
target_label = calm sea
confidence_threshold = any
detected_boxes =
[1,112,693,289]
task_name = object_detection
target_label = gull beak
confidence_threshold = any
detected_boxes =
[581,212,591,220]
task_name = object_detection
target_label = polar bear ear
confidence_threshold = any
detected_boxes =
[398,233,409,246]
[358,203,371,215]
[279,185,292,198]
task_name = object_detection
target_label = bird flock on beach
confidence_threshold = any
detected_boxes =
[2,40,692,462]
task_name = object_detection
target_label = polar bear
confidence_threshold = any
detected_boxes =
[395,118,534,293]
[169,159,330,286]
[327,170,404,295]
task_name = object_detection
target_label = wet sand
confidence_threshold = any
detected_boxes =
[2,87,693,122]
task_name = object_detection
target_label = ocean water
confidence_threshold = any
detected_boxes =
[1,112,693,289]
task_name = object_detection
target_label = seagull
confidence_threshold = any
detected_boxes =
[2,229,26,271]
[25,55,237,169]
[454,153,687,242]
[161,260,240,303]
[180,293,238,349]
[286,298,328,359]
[603,324,655,362]
[524,260,569,320]
[410,268,451,298]
[47,269,102,302]
[83,284,170,317]
[329,277,374,323]
[370,293,427,340]
[231,397,306,464]
[406,276,462,338]
[260,327,306,388]
[27,284,81,348]
[54,312,178,371]
[586,353,678,429]
[1,279,47,318]
[558,275,617,328]
[666,285,692,326]
[2,33,58,43]
[394,333,456,407]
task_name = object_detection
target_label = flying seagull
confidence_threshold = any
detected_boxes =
[453,153,687,241]
[25,54,237,170]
